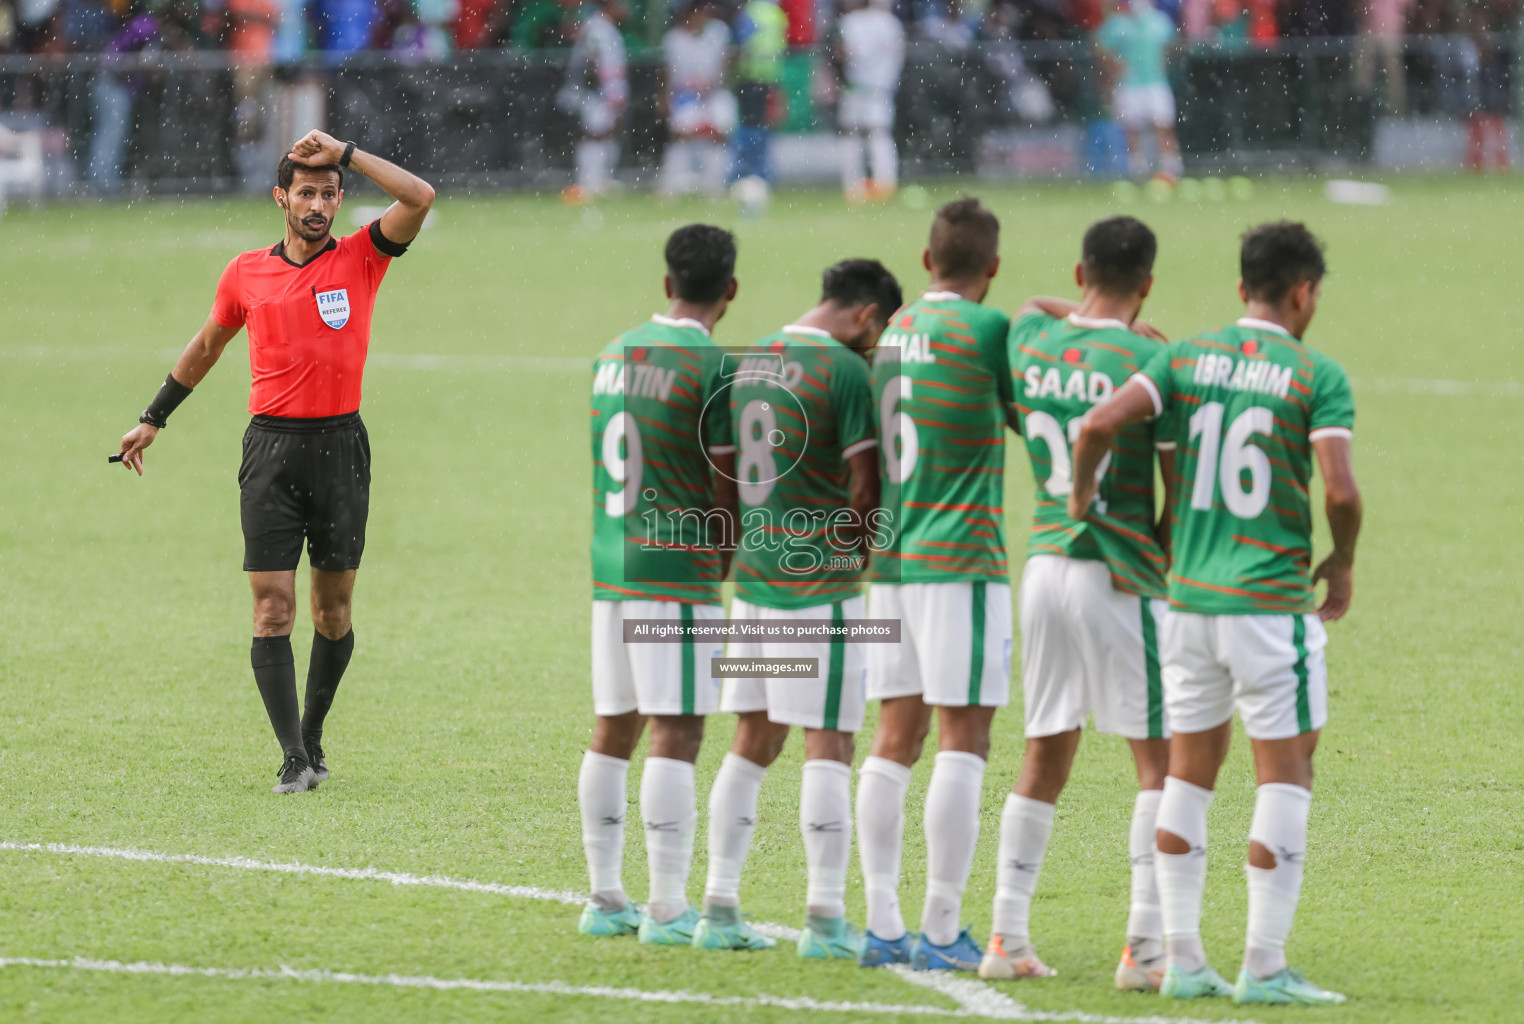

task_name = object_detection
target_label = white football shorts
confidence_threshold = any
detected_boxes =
[1019,555,1168,740]
[839,86,896,132]
[591,599,724,717]
[865,581,1011,708]
[722,595,867,732]
[669,90,738,136]
[1113,83,1176,128]
[1162,611,1329,740]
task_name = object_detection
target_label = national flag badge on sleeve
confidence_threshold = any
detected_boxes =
[315,288,350,329]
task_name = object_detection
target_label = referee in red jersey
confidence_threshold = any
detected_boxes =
[117,130,434,794]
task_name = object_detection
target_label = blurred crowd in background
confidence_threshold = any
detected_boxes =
[0,0,1517,60]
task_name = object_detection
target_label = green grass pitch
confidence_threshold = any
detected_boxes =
[0,179,1520,1023]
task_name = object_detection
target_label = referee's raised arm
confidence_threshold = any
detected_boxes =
[288,129,436,247]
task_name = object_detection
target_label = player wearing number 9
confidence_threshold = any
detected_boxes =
[1070,221,1362,1007]
[582,224,741,945]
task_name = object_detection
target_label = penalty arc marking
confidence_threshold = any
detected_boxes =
[0,841,1264,1024]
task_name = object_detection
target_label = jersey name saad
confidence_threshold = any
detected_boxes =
[1192,352,1294,400]
[592,360,678,401]
[1022,366,1115,404]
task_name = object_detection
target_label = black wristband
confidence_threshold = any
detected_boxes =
[142,373,193,429]
[340,141,356,168]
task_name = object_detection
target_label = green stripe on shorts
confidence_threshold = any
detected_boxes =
[1140,598,1163,740]
[1292,614,1311,734]
[968,582,987,705]
[823,602,845,731]
[680,604,695,715]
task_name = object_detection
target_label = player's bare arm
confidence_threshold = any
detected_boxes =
[117,315,243,475]
[1014,295,1079,320]
[710,451,739,579]
[846,446,881,559]
[1311,434,1362,622]
[1155,445,1175,561]
[1068,379,1156,520]
[288,130,435,246]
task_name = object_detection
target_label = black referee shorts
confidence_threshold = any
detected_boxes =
[239,412,370,573]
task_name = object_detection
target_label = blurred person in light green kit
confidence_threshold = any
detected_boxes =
[1096,0,1184,181]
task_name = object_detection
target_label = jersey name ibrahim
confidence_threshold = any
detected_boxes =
[1136,318,1355,614]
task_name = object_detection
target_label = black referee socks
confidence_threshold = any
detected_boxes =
[301,628,354,747]
[251,636,307,764]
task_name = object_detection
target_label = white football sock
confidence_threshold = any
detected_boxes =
[1127,788,1164,942]
[578,749,630,909]
[801,758,852,919]
[991,792,1055,947]
[576,140,600,193]
[1244,783,1312,979]
[856,755,911,940]
[921,750,985,946]
[596,140,618,191]
[662,141,693,195]
[700,142,728,197]
[839,133,866,193]
[1155,776,1214,973]
[641,756,696,922]
[703,752,767,908]
[867,128,897,188]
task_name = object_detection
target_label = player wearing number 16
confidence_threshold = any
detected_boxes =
[114,131,434,795]
[1069,222,1362,1006]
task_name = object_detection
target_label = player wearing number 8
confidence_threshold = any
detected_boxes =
[1070,222,1362,1006]
[981,216,1176,988]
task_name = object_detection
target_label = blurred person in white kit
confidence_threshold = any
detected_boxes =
[559,0,630,204]
[835,0,905,203]
[661,0,736,197]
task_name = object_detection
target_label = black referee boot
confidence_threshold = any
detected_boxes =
[272,755,317,794]
[305,738,330,784]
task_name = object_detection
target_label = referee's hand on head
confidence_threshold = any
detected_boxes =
[118,423,158,476]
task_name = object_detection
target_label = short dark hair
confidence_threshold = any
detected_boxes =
[1240,221,1327,303]
[820,258,903,321]
[928,197,1000,280]
[1081,216,1157,295]
[665,224,737,304]
[277,156,344,192]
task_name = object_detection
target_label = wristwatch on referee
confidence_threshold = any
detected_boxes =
[340,141,356,168]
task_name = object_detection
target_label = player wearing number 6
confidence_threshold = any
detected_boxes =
[1070,222,1362,1006]
[980,216,1175,987]
[581,225,740,945]
[857,198,1013,972]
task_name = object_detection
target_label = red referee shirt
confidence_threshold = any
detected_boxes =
[210,221,404,418]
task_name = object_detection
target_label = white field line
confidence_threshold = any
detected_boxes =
[0,956,962,1018]
[2,840,1264,1024]
[0,342,1520,399]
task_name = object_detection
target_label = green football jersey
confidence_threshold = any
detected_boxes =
[731,326,877,610]
[591,316,734,604]
[1010,312,1170,598]
[1138,318,1355,615]
[869,292,1013,583]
